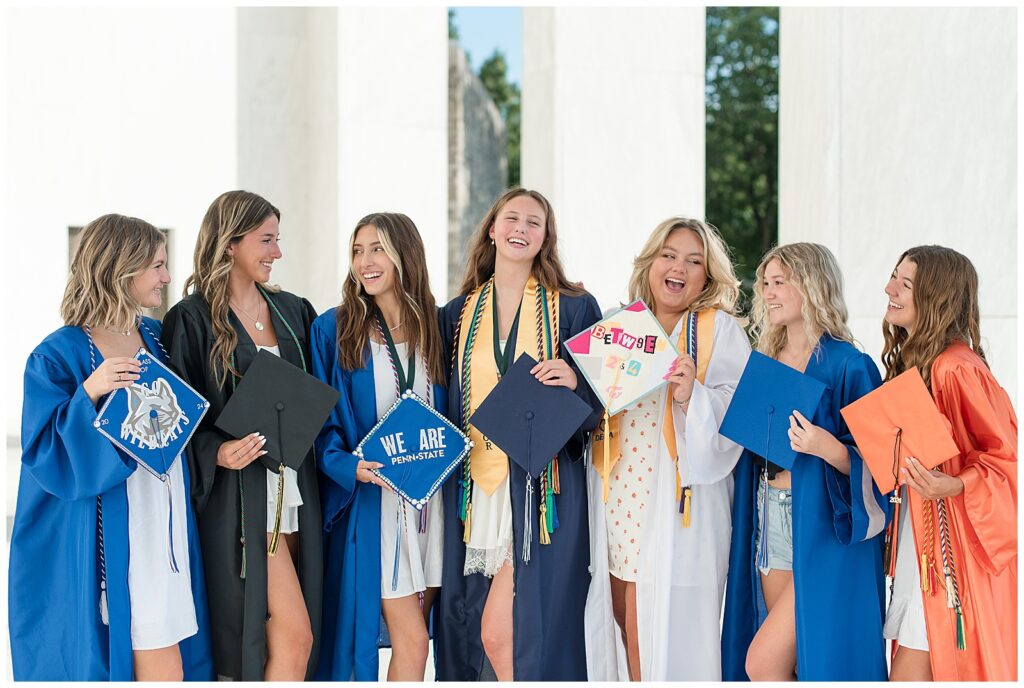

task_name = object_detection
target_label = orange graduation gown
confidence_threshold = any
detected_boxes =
[901,342,1017,680]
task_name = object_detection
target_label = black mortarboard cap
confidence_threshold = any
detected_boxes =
[215,348,340,473]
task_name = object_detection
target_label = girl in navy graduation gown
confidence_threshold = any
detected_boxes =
[9,214,212,680]
[435,188,603,681]
[721,243,888,681]
[311,213,448,681]
[161,191,323,681]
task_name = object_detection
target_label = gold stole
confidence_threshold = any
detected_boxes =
[593,309,716,524]
[457,275,558,495]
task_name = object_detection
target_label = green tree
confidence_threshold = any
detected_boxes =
[478,50,521,187]
[448,9,459,40]
[706,7,779,294]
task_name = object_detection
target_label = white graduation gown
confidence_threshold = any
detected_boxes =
[584,310,750,681]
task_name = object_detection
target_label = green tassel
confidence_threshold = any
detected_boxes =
[955,606,966,651]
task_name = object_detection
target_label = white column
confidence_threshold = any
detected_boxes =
[779,7,1017,400]
[522,7,707,311]
[336,7,450,305]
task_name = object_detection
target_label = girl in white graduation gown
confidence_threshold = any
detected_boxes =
[584,217,750,681]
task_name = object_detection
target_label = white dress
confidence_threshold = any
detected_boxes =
[126,450,198,649]
[882,485,930,650]
[462,339,515,578]
[256,344,303,534]
[371,340,445,598]
[585,310,750,681]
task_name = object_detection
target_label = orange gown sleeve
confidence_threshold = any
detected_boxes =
[934,362,1018,575]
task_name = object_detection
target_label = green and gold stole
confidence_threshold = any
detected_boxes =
[454,275,560,544]
[592,308,716,526]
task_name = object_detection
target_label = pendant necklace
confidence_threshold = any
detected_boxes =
[233,297,265,331]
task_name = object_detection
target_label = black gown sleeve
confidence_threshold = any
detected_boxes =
[161,302,231,514]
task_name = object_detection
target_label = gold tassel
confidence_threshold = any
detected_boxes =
[919,553,931,594]
[267,464,285,556]
[682,486,692,528]
[462,502,473,543]
[539,503,551,545]
[552,458,560,495]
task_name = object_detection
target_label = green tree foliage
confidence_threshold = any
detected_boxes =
[448,9,459,40]
[706,7,779,292]
[479,50,521,187]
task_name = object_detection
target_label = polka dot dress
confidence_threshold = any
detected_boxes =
[605,388,661,582]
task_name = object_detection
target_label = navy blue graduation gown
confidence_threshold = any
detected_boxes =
[9,318,213,680]
[309,307,448,680]
[721,335,890,680]
[434,290,603,681]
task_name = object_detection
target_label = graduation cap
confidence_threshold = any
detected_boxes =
[719,351,827,471]
[840,367,960,495]
[469,352,593,563]
[356,391,472,509]
[355,390,472,591]
[94,347,211,572]
[215,348,340,552]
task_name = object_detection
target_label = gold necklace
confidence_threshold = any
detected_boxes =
[232,297,265,331]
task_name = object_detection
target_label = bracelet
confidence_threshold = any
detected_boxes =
[674,397,691,410]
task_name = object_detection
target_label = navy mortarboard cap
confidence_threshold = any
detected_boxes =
[215,348,340,473]
[469,353,593,562]
[356,391,472,509]
[719,351,827,471]
[95,347,210,478]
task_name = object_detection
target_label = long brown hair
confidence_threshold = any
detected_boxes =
[628,217,741,315]
[61,214,166,332]
[750,243,855,358]
[336,213,445,382]
[881,245,987,389]
[183,190,281,387]
[457,187,584,296]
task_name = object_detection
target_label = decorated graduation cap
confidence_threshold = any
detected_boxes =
[215,348,340,553]
[841,367,960,495]
[94,346,210,572]
[469,353,593,563]
[719,351,827,471]
[564,299,679,416]
[356,391,471,509]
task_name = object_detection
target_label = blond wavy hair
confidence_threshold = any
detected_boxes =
[183,190,281,387]
[336,212,445,382]
[61,214,166,332]
[458,187,583,297]
[750,243,854,358]
[881,245,987,390]
[628,217,741,317]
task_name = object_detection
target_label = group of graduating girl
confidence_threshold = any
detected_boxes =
[9,186,1016,682]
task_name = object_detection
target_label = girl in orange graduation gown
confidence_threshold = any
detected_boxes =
[881,245,1016,681]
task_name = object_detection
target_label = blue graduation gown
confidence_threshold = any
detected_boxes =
[434,291,603,681]
[721,335,889,680]
[9,318,213,680]
[309,307,449,681]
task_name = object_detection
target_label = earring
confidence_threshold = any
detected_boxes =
[491,240,495,246]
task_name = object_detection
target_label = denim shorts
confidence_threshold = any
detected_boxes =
[756,480,793,575]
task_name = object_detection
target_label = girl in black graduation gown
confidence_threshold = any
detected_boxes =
[435,188,602,681]
[161,190,323,680]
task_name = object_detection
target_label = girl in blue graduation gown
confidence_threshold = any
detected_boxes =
[435,188,603,681]
[721,243,888,681]
[311,213,449,681]
[9,214,212,681]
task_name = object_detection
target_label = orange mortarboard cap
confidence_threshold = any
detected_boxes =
[840,367,960,495]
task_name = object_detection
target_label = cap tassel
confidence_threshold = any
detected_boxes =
[149,411,179,574]
[268,464,285,556]
[523,475,533,564]
[539,501,550,545]
[392,502,404,592]
[681,486,693,529]
[955,605,967,651]
[602,409,611,503]
[755,471,770,572]
[418,503,429,534]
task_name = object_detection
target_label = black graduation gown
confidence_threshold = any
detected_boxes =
[434,290,603,681]
[161,290,323,681]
